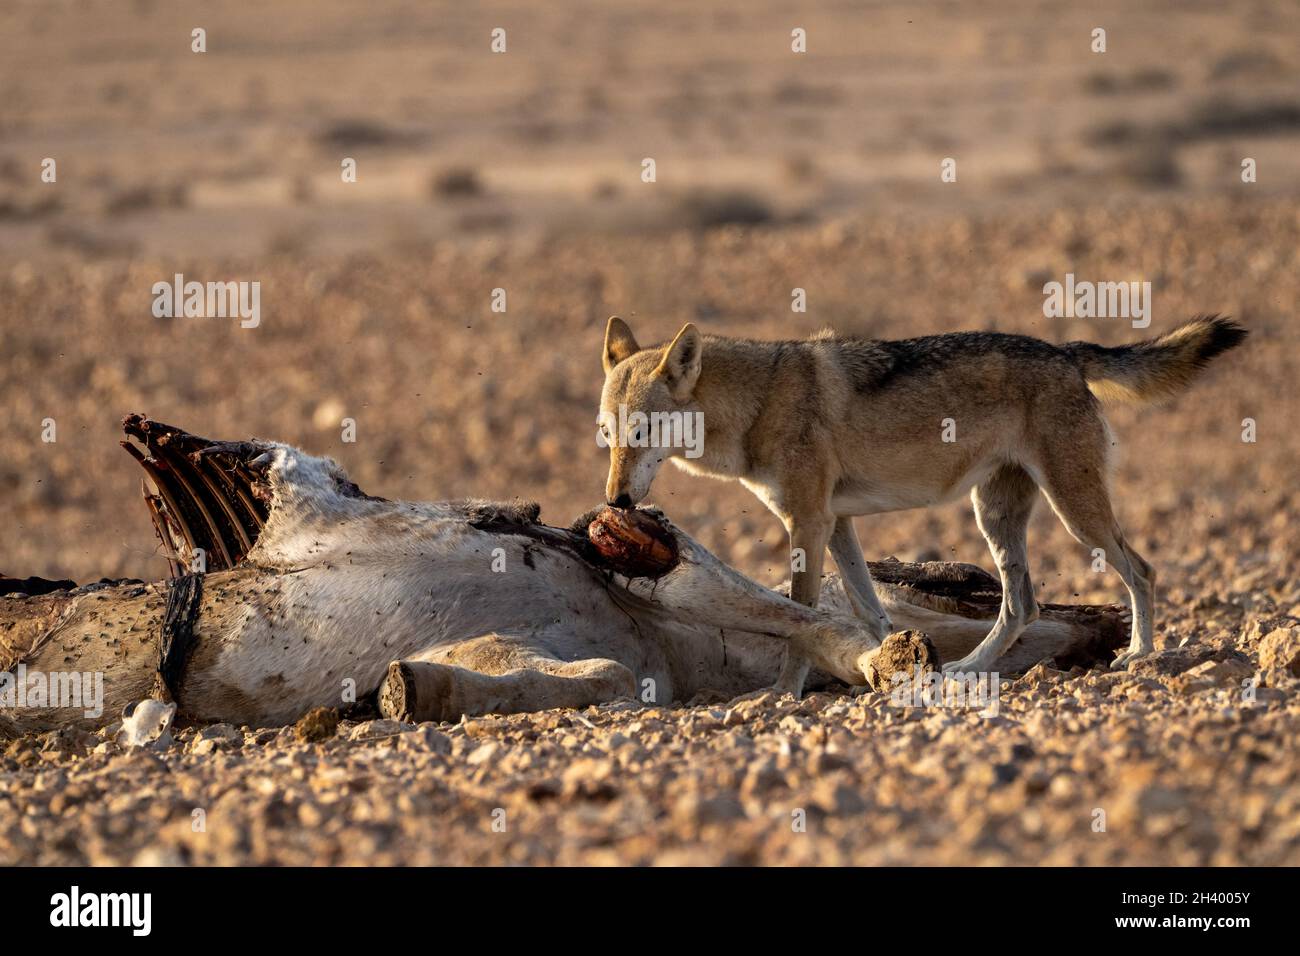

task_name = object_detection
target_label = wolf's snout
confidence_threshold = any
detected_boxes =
[609,493,633,509]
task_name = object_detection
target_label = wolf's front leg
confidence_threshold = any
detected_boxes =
[829,517,893,641]
[776,513,835,696]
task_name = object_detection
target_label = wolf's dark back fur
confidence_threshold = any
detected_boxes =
[828,331,1070,393]
[812,320,1245,399]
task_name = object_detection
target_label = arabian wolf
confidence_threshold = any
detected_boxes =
[599,315,1247,694]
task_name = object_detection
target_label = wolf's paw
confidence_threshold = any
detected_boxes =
[941,654,992,677]
[1111,647,1152,671]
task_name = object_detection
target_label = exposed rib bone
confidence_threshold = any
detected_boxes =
[121,415,269,572]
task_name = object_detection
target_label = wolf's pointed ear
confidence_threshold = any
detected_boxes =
[603,316,641,373]
[656,323,702,399]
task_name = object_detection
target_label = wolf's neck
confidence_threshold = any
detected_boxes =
[683,336,781,478]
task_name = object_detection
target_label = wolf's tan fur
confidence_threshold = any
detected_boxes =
[600,315,1247,691]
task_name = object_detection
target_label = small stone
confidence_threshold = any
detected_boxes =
[298,802,326,827]
[131,846,187,867]
[778,714,807,734]
[674,791,745,826]
[349,719,406,741]
[1258,626,1300,678]
[741,757,785,797]
[1017,661,1067,688]
[812,779,867,814]
[38,727,94,758]
[1240,615,1300,650]
[4,737,35,759]
[398,725,452,754]
[466,742,499,766]
[808,748,852,775]
[187,723,242,755]
[463,718,500,738]
[247,727,280,747]
[1171,657,1254,695]
[561,758,619,800]
[723,691,775,726]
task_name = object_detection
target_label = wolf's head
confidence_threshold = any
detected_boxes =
[598,316,703,507]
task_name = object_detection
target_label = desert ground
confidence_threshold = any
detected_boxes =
[1,1,1299,864]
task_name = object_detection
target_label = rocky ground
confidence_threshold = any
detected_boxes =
[3,607,1298,866]
[3,191,1299,870]
[3,1,1299,865]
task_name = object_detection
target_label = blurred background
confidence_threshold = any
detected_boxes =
[1,1,1297,629]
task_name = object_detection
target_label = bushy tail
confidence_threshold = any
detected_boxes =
[1065,315,1247,406]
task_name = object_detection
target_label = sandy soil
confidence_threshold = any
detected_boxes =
[2,1,1299,865]
[3,628,1298,865]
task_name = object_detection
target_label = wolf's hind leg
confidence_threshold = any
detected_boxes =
[1105,541,1155,669]
[1036,441,1156,670]
[378,634,635,722]
[829,516,893,641]
[941,464,1039,675]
